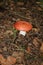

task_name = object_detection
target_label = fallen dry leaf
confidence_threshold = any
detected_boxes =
[41,62,43,65]
[7,56,16,65]
[40,43,43,52]
[27,47,31,53]
[17,2,24,6]
[0,54,6,65]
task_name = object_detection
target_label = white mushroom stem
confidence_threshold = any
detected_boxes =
[19,31,26,36]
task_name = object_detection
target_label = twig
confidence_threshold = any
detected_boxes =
[13,11,31,20]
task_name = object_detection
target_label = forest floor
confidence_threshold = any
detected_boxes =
[0,1,43,65]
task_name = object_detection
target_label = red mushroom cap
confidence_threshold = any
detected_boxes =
[13,21,32,32]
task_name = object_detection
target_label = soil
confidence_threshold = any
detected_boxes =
[0,0,43,65]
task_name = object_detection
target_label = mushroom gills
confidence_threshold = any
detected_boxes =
[19,31,26,36]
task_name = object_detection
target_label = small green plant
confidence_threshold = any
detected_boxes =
[12,27,17,38]
[13,29,17,37]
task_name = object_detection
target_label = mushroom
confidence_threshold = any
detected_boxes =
[13,21,32,36]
